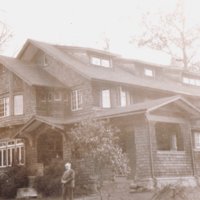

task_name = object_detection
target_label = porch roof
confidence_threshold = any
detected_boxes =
[95,95,200,118]
[13,96,200,139]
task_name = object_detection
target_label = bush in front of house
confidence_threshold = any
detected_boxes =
[33,158,65,197]
[0,165,29,198]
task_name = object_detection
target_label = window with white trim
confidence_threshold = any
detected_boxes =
[0,97,9,118]
[54,91,61,101]
[117,87,127,107]
[14,95,23,115]
[195,132,200,148]
[0,139,25,168]
[102,89,111,108]
[145,69,154,77]
[183,77,189,84]
[91,57,110,68]
[182,76,200,86]
[71,90,82,111]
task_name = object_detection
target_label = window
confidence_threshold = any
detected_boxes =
[195,132,200,148]
[145,69,154,77]
[54,91,61,101]
[63,92,68,101]
[117,87,126,107]
[92,57,101,66]
[0,139,25,168]
[0,97,9,118]
[155,122,184,151]
[41,92,46,102]
[48,92,53,102]
[2,66,6,73]
[91,57,110,68]
[190,78,195,85]
[182,76,200,86]
[101,59,110,67]
[0,64,6,74]
[71,90,82,111]
[183,77,189,84]
[102,89,111,108]
[14,95,23,115]
[196,80,200,86]
[44,54,48,66]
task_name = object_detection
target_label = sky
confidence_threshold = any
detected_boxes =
[0,0,200,65]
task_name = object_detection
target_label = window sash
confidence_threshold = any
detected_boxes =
[92,57,101,66]
[101,59,110,67]
[102,90,110,108]
[14,95,23,115]
[195,132,200,148]
[0,97,9,118]
[117,87,126,107]
[183,77,189,84]
[71,90,82,111]
[145,69,154,77]
[54,92,61,101]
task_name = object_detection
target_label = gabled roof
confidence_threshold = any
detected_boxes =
[16,39,200,97]
[0,55,67,88]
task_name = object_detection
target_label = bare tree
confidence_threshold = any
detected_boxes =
[0,10,13,53]
[129,0,200,70]
[100,31,110,52]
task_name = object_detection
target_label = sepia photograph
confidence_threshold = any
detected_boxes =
[0,0,200,199]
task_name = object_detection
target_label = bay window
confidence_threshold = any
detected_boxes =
[0,139,25,168]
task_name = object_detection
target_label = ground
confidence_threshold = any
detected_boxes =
[2,183,200,200]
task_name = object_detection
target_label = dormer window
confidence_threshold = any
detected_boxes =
[91,57,110,68]
[183,77,189,84]
[182,76,200,86]
[189,79,195,85]
[44,54,48,66]
[145,68,154,77]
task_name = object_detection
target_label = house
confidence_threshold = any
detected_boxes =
[0,39,200,187]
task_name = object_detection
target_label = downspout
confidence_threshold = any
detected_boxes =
[189,128,196,177]
[145,113,154,179]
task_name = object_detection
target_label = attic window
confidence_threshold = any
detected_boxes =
[145,69,154,77]
[44,54,48,66]
[183,76,200,86]
[91,57,110,68]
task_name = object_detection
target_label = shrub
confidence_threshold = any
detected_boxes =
[0,165,28,198]
[33,158,65,197]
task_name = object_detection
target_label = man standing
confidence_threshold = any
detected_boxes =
[61,163,75,200]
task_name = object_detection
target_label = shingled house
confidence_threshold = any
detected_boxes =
[0,39,200,187]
